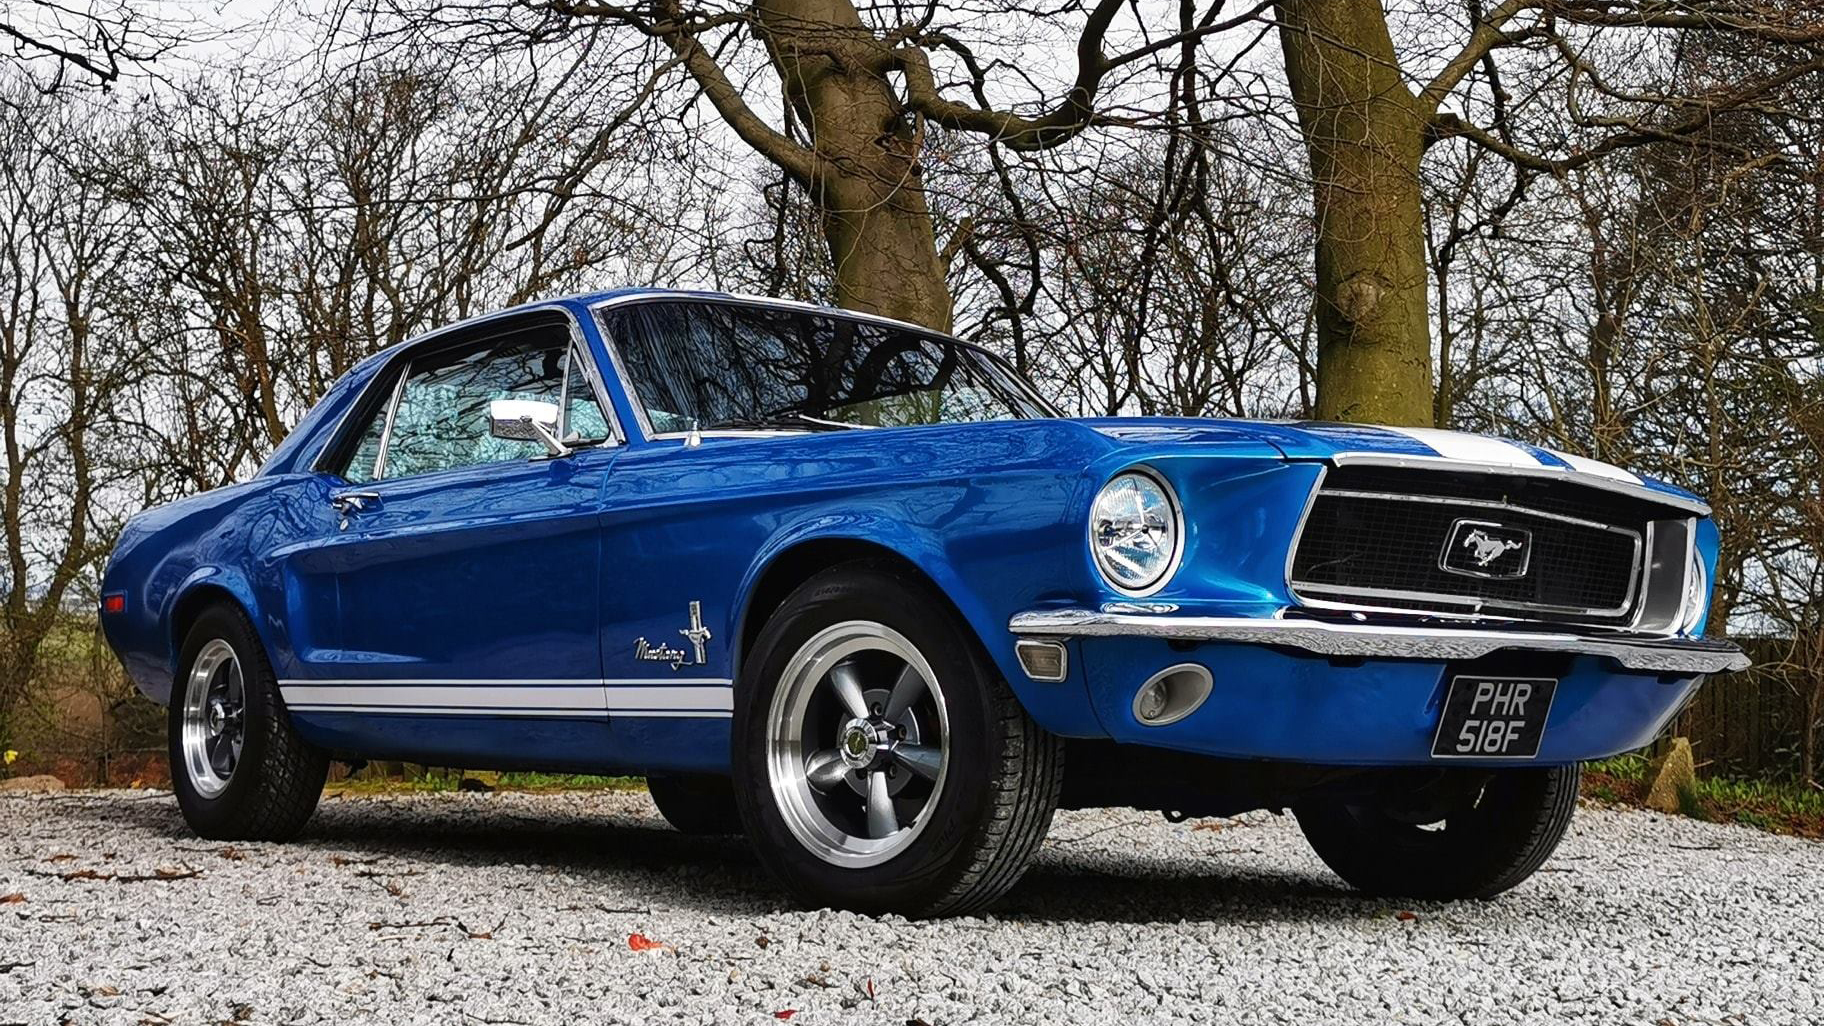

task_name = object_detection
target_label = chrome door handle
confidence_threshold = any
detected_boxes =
[331,491,381,514]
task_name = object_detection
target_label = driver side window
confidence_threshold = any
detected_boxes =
[335,324,612,483]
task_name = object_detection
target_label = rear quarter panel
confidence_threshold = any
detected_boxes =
[101,473,339,705]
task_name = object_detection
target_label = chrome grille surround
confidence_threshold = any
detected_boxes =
[1287,464,1699,632]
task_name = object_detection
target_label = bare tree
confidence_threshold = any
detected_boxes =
[0,85,139,745]
[1,1,172,91]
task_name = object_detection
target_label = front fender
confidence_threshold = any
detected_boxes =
[735,500,1108,739]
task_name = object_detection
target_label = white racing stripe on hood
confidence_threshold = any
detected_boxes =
[1543,448,1642,484]
[1381,426,1544,469]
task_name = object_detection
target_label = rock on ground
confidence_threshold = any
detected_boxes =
[0,790,1818,1025]
[0,776,65,793]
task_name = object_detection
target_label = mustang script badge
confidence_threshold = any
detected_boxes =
[1440,519,1532,580]
[635,601,713,670]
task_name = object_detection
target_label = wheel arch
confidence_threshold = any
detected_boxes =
[735,536,970,680]
[730,514,1106,741]
[166,570,268,687]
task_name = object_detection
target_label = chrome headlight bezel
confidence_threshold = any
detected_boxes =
[1087,467,1185,597]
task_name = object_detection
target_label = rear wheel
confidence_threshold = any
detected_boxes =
[169,604,328,840]
[733,563,1062,916]
[1294,765,1581,899]
[646,774,739,835]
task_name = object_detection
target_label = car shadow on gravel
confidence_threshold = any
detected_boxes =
[25,793,1615,926]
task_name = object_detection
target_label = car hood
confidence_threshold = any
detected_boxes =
[1073,417,1706,512]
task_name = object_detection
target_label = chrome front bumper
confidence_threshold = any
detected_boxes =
[1008,609,1750,676]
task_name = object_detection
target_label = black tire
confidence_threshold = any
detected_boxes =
[168,604,329,840]
[647,774,740,835]
[732,562,1063,917]
[1294,764,1581,899]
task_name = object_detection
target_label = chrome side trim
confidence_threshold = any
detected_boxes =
[1317,453,1711,516]
[1006,609,1751,675]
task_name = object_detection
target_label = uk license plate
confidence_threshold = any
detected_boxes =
[1430,675,1558,759]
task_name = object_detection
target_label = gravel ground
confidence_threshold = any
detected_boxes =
[1,790,1818,1026]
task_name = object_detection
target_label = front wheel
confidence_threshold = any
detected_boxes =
[732,563,1063,917]
[1294,765,1581,899]
[169,604,329,840]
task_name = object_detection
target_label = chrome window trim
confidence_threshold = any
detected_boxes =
[311,304,623,482]
[1285,480,1648,623]
[586,290,1058,443]
[1316,452,1710,516]
[370,362,409,481]
[558,310,625,447]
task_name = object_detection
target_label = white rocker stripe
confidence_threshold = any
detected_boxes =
[278,678,734,718]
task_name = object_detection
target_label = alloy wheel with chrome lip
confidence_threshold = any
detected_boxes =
[766,621,950,867]
[181,638,246,797]
[168,604,329,841]
[733,562,1063,917]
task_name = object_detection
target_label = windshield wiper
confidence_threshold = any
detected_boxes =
[709,413,862,433]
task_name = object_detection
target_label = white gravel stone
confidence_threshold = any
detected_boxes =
[0,790,1818,1025]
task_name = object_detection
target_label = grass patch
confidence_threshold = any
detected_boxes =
[1580,753,1824,838]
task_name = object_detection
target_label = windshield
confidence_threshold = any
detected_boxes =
[599,300,1054,434]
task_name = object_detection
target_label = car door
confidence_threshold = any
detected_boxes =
[292,310,620,721]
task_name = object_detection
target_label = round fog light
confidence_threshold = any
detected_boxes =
[1131,664,1213,727]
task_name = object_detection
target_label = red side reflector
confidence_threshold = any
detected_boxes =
[102,593,126,615]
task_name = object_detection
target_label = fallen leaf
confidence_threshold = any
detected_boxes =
[1395,910,1418,922]
[773,1012,796,1021]
[0,893,24,904]
[218,847,246,862]
[1191,822,1224,833]
[627,932,672,952]
[46,853,75,863]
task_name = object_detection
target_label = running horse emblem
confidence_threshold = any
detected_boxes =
[1463,529,1524,567]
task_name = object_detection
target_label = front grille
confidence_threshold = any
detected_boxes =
[1290,467,1650,623]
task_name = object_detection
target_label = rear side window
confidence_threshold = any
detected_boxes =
[327,320,612,482]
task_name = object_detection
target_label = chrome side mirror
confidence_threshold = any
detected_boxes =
[488,398,567,456]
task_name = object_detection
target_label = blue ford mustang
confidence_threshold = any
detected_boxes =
[101,289,1746,915]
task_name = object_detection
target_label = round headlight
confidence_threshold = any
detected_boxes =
[1090,470,1181,593]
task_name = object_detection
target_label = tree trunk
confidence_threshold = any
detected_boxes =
[756,0,955,332]
[1276,0,1434,426]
